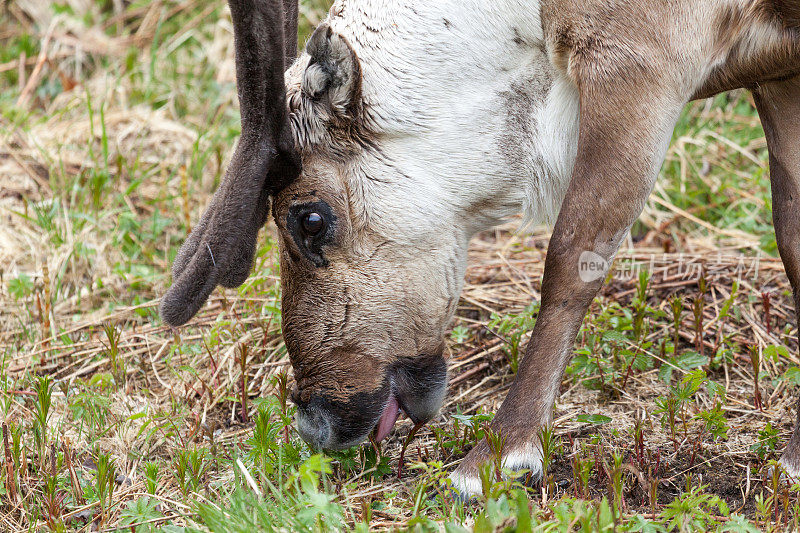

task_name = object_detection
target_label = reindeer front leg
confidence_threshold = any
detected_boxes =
[450,75,686,496]
[753,77,800,477]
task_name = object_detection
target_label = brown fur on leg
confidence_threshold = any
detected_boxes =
[754,76,800,476]
[450,51,689,494]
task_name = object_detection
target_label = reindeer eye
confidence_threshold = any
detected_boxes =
[287,202,335,267]
[301,212,324,235]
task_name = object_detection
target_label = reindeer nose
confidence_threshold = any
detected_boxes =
[296,407,331,450]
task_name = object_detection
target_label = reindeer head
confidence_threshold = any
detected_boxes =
[162,1,461,450]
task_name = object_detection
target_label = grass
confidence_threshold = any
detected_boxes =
[1,1,799,531]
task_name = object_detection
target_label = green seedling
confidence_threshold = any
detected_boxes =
[572,443,595,499]
[2,422,18,503]
[144,461,160,495]
[609,451,624,522]
[102,323,124,388]
[95,452,116,525]
[450,324,471,344]
[632,415,646,471]
[485,426,506,484]
[671,295,683,355]
[692,295,705,357]
[696,381,728,442]
[538,424,560,500]
[751,422,780,461]
[173,448,206,496]
[661,484,729,532]
[398,421,425,479]
[755,491,772,527]
[270,371,293,443]
[487,303,539,374]
[238,343,249,423]
[655,394,680,451]
[632,269,651,340]
[33,375,53,463]
[41,444,66,532]
[767,460,785,526]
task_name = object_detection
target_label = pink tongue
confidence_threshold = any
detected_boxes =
[375,395,400,442]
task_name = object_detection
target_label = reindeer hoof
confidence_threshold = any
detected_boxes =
[445,445,544,500]
[771,456,800,484]
[447,470,485,501]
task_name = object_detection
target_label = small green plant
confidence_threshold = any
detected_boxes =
[174,447,208,496]
[658,349,707,384]
[696,382,729,442]
[568,300,659,396]
[406,460,453,526]
[119,496,163,532]
[655,369,706,449]
[450,324,471,344]
[32,375,53,461]
[360,445,392,481]
[487,303,539,373]
[41,446,66,533]
[660,484,729,532]
[749,345,763,411]
[751,422,780,461]
[538,424,561,500]
[670,294,683,355]
[754,491,773,528]
[434,409,493,457]
[270,371,295,443]
[94,452,116,525]
[470,489,534,533]
[8,273,34,300]
[484,426,506,485]
[655,394,680,451]
[102,323,125,388]
[70,387,111,431]
[144,461,160,495]
[247,398,301,484]
[571,443,595,499]
[608,451,625,523]
[632,269,651,340]
[85,91,112,210]
[695,403,728,441]
[173,450,190,496]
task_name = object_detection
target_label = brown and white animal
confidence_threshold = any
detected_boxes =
[161,0,800,496]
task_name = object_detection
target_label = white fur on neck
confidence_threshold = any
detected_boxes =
[310,0,579,236]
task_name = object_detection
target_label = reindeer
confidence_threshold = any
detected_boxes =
[161,0,800,496]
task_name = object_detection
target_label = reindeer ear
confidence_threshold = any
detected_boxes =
[302,23,362,122]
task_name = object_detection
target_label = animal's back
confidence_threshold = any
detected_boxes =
[539,0,800,98]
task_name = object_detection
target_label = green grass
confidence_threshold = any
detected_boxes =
[1,1,798,531]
